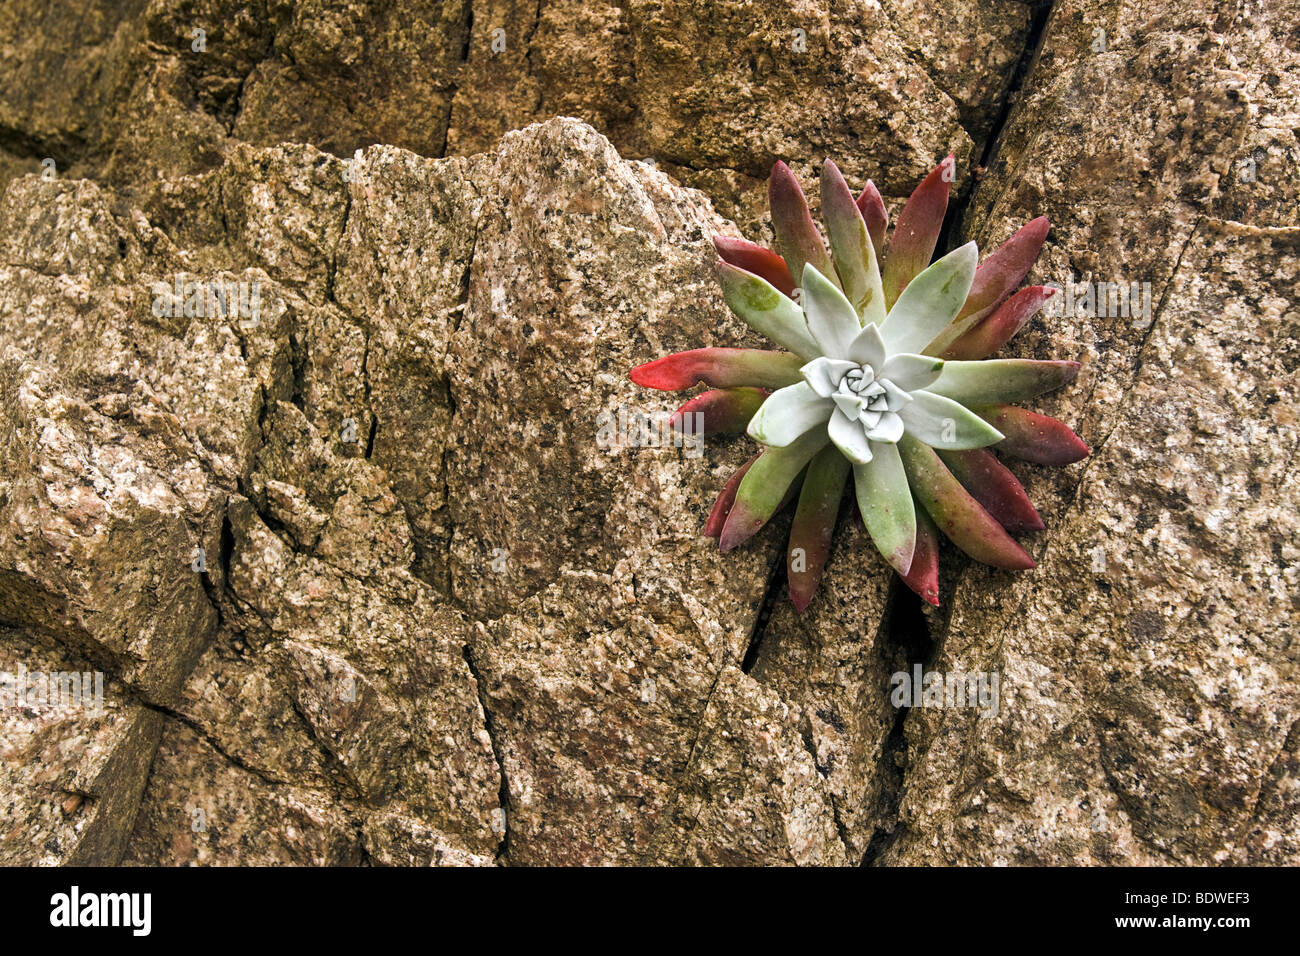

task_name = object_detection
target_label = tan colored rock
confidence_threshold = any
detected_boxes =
[1,0,1297,868]
[882,0,1300,865]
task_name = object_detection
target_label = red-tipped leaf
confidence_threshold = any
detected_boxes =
[787,445,850,612]
[936,448,1045,534]
[712,236,797,296]
[971,404,1090,466]
[900,501,941,606]
[670,387,768,436]
[719,429,828,551]
[704,453,759,538]
[630,348,804,391]
[881,155,952,308]
[768,161,836,288]
[856,180,888,257]
[941,286,1056,360]
[927,217,1050,354]
[897,435,1036,570]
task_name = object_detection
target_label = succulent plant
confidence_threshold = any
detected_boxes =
[630,157,1088,610]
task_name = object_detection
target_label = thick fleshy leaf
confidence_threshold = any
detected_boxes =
[802,263,862,358]
[937,448,1045,534]
[802,357,858,397]
[879,352,944,391]
[926,359,1080,405]
[856,180,888,257]
[864,411,904,444]
[897,390,1003,449]
[879,242,979,355]
[716,262,821,358]
[712,235,796,296]
[630,347,803,390]
[670,387,768,436]
[900,501,941,606]
[747,382,832,447]
[828,408,873,464]
[970,404,1090,465]
[925,217,1051,354]
[940,286,1056,361]
[788,445,851,612]
[720,428,829,550]
[704,453,759,538]
[821,160,886,325]
[846,321,887,368]
[853,441,916,576]
[898,435,1035,569]
[881,156,952,308]
[769,161,835,287]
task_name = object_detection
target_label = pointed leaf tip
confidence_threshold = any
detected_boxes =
[899,435,1036,570]
[881,158,952,308]
[630,347,804,391]
[900,503,941,605]
[705,453,759,538]
[971,404,1090,466]
[719,429,828,550]
[938,448,1045,535]
[927,216,1053,354]
[787,445,850,612]
[855,180,888,256]
[712,235,797,296]
[940,285,1058,361]
[768,161,835,289]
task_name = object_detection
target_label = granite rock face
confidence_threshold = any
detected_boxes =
[880,0,1300,865]
[0,0,1039,229]
[1,0,1297,866]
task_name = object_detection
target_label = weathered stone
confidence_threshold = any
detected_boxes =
[1,0,1296,868]
[881,0,1300,866]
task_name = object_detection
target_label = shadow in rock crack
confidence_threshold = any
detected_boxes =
[861,577,935,865]
[740,549,789,674]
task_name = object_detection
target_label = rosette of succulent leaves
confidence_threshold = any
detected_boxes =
[631,157,1088,609]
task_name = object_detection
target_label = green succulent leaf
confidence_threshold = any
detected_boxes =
[828,408,874,464]
[926,217,1050,355]
[896,390,1004,449]
[926,359,1080,405]
[853,441,916,576]
[898,435,1035,570]
[879,241,979,356]
[788,445,851,612]
[878,352,944,391]
[716,262,821,359]
[821,159,886,325]
[720,427,829,551]
[747,381,832,447]
[704,453,759,538]
[881,157,952,308]
[769,161,836,288]
[801,263,863,359]
[937,448,1044,534]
